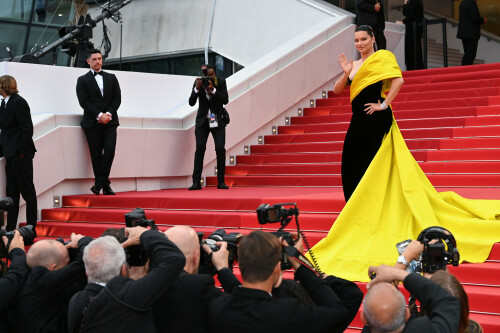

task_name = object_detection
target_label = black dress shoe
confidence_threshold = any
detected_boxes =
[103,186,116,195]
[217,183,229,189]
[188,182,202,190]
[90,185,101,195]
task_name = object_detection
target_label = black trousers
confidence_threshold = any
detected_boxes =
[461,38,479,66]
[5,155,37,231]
[192,120,226,184]
[375,29,386,50]
[83,124,117,188]
[405,24,424,70]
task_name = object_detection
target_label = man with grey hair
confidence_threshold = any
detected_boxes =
[9,233,92,333]
[361,265,461,333]
[68,226,185,333]
[152,226,240,333]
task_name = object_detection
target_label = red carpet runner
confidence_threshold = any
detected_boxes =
[39,63,500,332]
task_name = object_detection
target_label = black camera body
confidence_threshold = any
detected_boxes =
[201,77,211,88]
[198,229,242,275]
[256,203,299,225]
[124,208,157,230]
[0,225,36,259]
[417,226,460,274]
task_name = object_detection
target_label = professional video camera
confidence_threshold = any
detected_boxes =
[198,229,242,275]
[124,208,157,230]
[124,208,157,267]
[396,226,460,274]
[256,203,321,273]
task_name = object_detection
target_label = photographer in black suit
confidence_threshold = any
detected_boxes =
[0,231,29,333]
[0,75,37,231]
[153,226,240,333]
[68,227,185,333]
[188,64,229,190]
[208,231,357,333]
[76,49,121,195]
[10,233,91,333]
[361,265,461,333]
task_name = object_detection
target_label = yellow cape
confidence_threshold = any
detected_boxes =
[310,50,500,282]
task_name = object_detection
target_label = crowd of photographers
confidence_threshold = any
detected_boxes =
[0,205,482,333]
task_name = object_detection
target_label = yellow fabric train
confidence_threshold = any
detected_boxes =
[311,50,500,282]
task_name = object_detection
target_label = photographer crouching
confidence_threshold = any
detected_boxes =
[207,230,360,333]
[152,226,240,333]
[68,226,185,333]
[0,230,29,333]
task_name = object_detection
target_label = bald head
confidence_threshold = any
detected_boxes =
[363,283,407,333]
[27,240,70,270]
[165,226,200,273]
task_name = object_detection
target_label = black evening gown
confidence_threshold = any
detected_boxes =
[341,81,393,202]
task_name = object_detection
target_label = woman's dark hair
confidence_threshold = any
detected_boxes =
[356,25,374,38]
[423,271,469,333]
[273,279,316,306]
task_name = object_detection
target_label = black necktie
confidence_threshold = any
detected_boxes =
[94,71,103,76]
[1,99,5,111]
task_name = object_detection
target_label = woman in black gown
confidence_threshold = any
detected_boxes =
[333,25,405,202]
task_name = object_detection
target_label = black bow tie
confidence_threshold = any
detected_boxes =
[94,71,103,76]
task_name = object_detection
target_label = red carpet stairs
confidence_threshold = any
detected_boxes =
[38,63,500,332]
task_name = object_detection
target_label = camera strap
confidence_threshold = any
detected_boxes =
[284,246,319,275]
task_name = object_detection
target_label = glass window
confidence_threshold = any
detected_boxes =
[0,23,28,59]
[170,54,206,76]
[33,0,76,25]
[0,0,33,23]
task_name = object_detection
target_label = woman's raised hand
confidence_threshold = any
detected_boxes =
[338,53,353,76]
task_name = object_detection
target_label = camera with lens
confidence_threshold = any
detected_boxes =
[198,229,242,275]
[124,208,157,230]
[257,203,299,226]
[396,226,460,274]
[124,208,156,267]
[0,225,36,259]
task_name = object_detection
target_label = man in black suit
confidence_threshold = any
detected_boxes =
[9,233,91,333]
[0,231,29,333]
[188,64,229,190]
[68,227,185,333]
[76,49,121,195]
[0,75,37,231]
[361,265,461,333]
[153,226,240,333]
[355,0,386,50]
[208,231,359,333]
[457,0,487,66]
[403,0,424,70]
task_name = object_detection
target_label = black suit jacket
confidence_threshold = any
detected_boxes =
[208,266,352,333]
[0,93,36,159]
[189,77,229,128]
[75,231,185,333]
[457,0,485,40]
[361,273,461,333]
[76,71,121,129]
[403,0,424,25]
[9,237,92,333]
[153,268,240,333]
[355,0,385,30]
[0,249,29,333]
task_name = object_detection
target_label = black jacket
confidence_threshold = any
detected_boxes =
[189,77,229,128]
[76,70,121,129]
[152,268,240,333]
[74,231,185,333]
[355,0,385,30]
[362,273,461,333]
[208,266,354,333]
[9,237,92,333]
[0,93,36,159]
[457,0,485,40]
[0,248,30,333]
[403,0,424,25]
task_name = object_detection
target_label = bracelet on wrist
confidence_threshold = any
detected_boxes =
[380,101,388,110]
